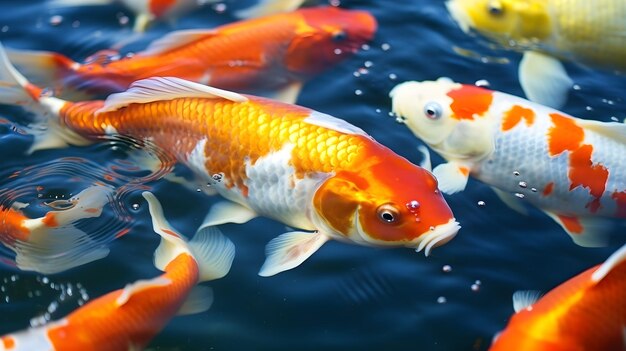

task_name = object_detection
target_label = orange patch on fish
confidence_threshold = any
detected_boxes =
[557,214,583,234]
[459,167,470,176]
[548,113,584,156]
[611,191,626,218]
[542,182,555,197]
[149,0,176,18]
[1,336,15,349]
[0,207,31,242]
[447,85,493,120]
[83,207,100,214]
[501,105,535,131]
[42,212,59,228]
[568,144,608,213]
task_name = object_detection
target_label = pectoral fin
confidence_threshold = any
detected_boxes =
[417,145,432,172]
[512,290,542,312]
[543,210,612,247]
[259,231,329,277]
[519,51,573,109]
[176,285,214,315]
[432,162,470,194]
[199,201,258,229]
[265,81,302,104]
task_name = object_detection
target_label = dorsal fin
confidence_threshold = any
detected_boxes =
[140,29,217,56]
[96,77,248,114]
[591,243,626,283]
[512,290,543,312]
[576,119,626,145]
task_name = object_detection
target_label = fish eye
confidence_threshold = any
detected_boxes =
[377,203,400,224]
[487,1,504,16]
[332,30,347,42]
[423,102,443,120]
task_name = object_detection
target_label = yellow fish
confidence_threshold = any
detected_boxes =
[446,0,626,109]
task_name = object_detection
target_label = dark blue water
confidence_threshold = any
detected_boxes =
[0,1,625,350]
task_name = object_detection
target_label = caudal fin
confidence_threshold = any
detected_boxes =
[142,192,235,282]
[12,185,114,274]
[6,47,75,90]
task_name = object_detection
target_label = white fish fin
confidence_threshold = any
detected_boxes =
[6,48,75,88]
[519,51,573,109]
[116,277,172,306]
[188,226,236,282]
[263,81,302,104]
[14,224,110,274]
[591,243,626,283]
[432,162,470,195]
[303,111,369,137]
[141,29,217,56]
[491,187,528,215]
[258,231,329,277]
[199,201,258,229]
[0,42,34,105]
[575,119,626,145]
[416,145,432,172]
[176,285,214,315]
[96,77,248,114]
[49,0,114,7]
[235,0,305,18]
[543,210,611,247]
[28,117,93,154]
[142,192,190,271]
[512,290,542,312]
[133,12,153,33]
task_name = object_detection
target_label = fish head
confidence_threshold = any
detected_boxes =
[445,0,551,44]
[284,7,377,75]
[312,156,459,256]
[390,78,495,160]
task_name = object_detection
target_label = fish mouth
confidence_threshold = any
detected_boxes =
[412,219,461,256]
[445,0,473,34]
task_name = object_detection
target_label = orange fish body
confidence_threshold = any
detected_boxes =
[0,192,232,351]
[0,185,112,274]
[490,244,626,351]
[10,7,376,103]
[0,40,458,276]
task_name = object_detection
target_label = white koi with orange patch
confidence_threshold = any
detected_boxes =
[391,78,626,247]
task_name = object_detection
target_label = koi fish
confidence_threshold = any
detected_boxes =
[0,191,235,350]
[0,44,459,277]
[489,243,626,351]
[446,0,626,109]
[390,78,626,247]
[0,185,113,274]
[8,7,376,104]
[49,0,209,32]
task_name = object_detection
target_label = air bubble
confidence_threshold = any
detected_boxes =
[354,89,363,96]
[436,296,447,304]
[442,265,452,273]
[131,203,140,210]
[49,15,63,26]
[477,200,486,207]
[514,193,525,199]
[518,181,527,188]
[381,43,391,51]
[475,79,490,87]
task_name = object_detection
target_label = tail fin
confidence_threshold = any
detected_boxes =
[234,0,305,18]
[13,185,114,274]
[6,48,75,90]
[142,192,235,282]
[0,42,40,107]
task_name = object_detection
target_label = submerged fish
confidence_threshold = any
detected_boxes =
[490,243,626,351]
[391,78,626,247]
[0,45,459,277]
[0,191,234,350]
[8,7,376,104]
[445,0,626,109]
[0,184,112,274]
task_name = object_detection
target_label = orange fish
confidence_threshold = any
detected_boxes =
[8,7,376,104]
[0,192,234,350]
[0,185,112,274]
[0,44,459,276]
[490,244,626,351]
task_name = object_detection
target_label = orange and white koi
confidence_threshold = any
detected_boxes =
[391,78,626,247]
[0,191,234,350]
[0,44,459,276]
[8,7,376,104]
[50,0,207,32]
[489,243,626,351]
[0,185,112,274]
